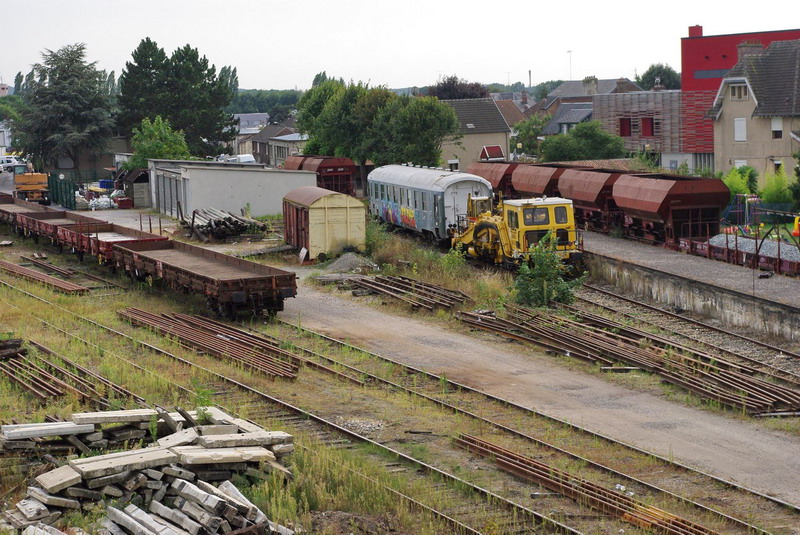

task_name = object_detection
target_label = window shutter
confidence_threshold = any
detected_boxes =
[734,118,746,142]
[771,117,782,131]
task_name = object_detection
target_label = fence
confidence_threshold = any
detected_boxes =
[47,173,77,210]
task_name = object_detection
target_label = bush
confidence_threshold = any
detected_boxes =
[737,165,759,193]
[761,168,793,204]
[514,232,584,307]
[722,168,748,201]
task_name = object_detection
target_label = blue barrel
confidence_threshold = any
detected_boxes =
[99,179,114,189]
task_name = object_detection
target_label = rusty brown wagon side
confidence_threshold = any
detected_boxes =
[14,211,106,242]
[57,222,169,263]
[112,240,297,317]
[0,192,58,226]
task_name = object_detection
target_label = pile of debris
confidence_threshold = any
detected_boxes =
[0,407,295,534]
[184,208,268,242]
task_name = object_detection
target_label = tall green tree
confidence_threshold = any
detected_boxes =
[296,79,345,136]
[511,115,549,157]
[790,150,800,209]
[635,63,681,90]
[533,80,563,100]
[760,168,793,205]
[162,44,237,155]
[539,121,625,162]
[427,75,488,99]
[368,95,460,166]
[12,43,114,170]
[123,116,191,170]
[0,95,23,122]
[12,72,23,95]
[118,38,169,135]
[118,39,237,155]
[722,167,748,201]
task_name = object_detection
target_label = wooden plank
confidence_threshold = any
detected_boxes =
[157,428,198,448]
[149,501,202,535]
[123,504,179,535]
[26,487,80,510]
[34,465,81,494]
[197,431,291,449]
[106,507,157,535]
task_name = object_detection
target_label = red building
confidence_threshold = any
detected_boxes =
[681,25,800,169]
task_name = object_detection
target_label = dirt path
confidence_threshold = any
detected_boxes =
[279,277,800,507]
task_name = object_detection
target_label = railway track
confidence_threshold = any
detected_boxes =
[578,284,800,386]
[2,276,798,532]
[0,280,576,535]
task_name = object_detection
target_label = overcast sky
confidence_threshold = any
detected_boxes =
[1,1,797,91]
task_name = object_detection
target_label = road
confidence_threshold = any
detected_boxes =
[280,277,800,507]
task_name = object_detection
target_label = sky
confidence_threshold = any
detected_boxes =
[1,0,797,92]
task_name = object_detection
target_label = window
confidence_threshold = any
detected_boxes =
[771,117,783,139]
[653,119,661,136]
[507,210,518,230]
[631,119,640,135]
[619,118,631,137]
[641,118,654,137]
[734,118,747,142]
[733,159,748,168]
[730,84,748,100]
[554,206,568,224]
[523,207,549,226]
[380,184,385,200]
[421,193,426,211]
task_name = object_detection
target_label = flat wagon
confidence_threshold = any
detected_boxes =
[56,222,169,262]
[14,211,105,242]
[0,192,56,226]
[113,240,297,317]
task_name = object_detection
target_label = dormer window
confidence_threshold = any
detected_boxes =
[730,84,748,100]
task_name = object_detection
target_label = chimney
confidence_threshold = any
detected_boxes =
[582,76,599,96]
[737,40,764,61]
[652,76,665,91]
[522,91,529,105]
[688,25,703,38]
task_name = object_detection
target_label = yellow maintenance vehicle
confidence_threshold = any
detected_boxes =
[11,163,50,205]
[451,195,583,267]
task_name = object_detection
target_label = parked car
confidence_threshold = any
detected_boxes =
[225,154,256,164]
[1,156,24,172]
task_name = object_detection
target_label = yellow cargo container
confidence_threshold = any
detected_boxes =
[283,186,366,261]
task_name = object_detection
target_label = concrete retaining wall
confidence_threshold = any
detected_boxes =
[586,253,800,342]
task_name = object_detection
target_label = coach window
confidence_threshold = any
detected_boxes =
[555,206,568,224]
[380,184,385,200]
[421,193,426,211]
[413,191,418,209]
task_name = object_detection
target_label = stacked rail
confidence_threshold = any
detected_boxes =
[352,275,471,310]
[118,308,298,379]
[0,341,144,408]
[0,259,89,294]
[186,207,268,241]
[456,434,721,535]
[458,306,800,414]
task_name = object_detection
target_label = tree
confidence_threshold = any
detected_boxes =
[533,80,563,100]
[791,150,800,210]
[296,79,345,135]
[427,75,488,99]
[12,72,22,95]
[118,39,237,155]
[118,38,169,135]
[737,165,759,194]
[635,63,681,90]
[722,167,748,201]
[12,43,114,170]
[368,95,460,166]
[123,116,191,170]
[760,167,793,205]
[510,115,549,157]
[0,95,23,122]
[539,121,625,162]
[514,231,583,307]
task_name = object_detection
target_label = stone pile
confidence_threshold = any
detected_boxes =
[0,408,295,535]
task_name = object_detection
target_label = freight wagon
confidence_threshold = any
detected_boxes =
[113,240,297,318]
[0,192,58,226]
[367,164,493,243]
[56,222,170,263]
[14,211,106,243]
[284,155,357,196]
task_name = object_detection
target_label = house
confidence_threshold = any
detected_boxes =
[494,100,527,129]
[541,102,593,135]
[528,77,641,120]
[490,92,533,114]
[681,25,800,173]
[440,98,511,170]
[593,89,687,170]
[233,113,271,156]
[249,124,296,164]
[0,121,10,156]
[708,40,800,183]
[269,132,308,168]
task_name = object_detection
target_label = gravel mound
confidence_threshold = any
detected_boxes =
[325,252,378,273]
[708,234,800,261]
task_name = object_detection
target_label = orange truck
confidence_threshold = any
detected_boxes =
[11,164,50,205]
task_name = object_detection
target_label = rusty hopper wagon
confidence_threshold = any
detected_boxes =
[113,240,297,317]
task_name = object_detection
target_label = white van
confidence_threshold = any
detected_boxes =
[225,154,256,164]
